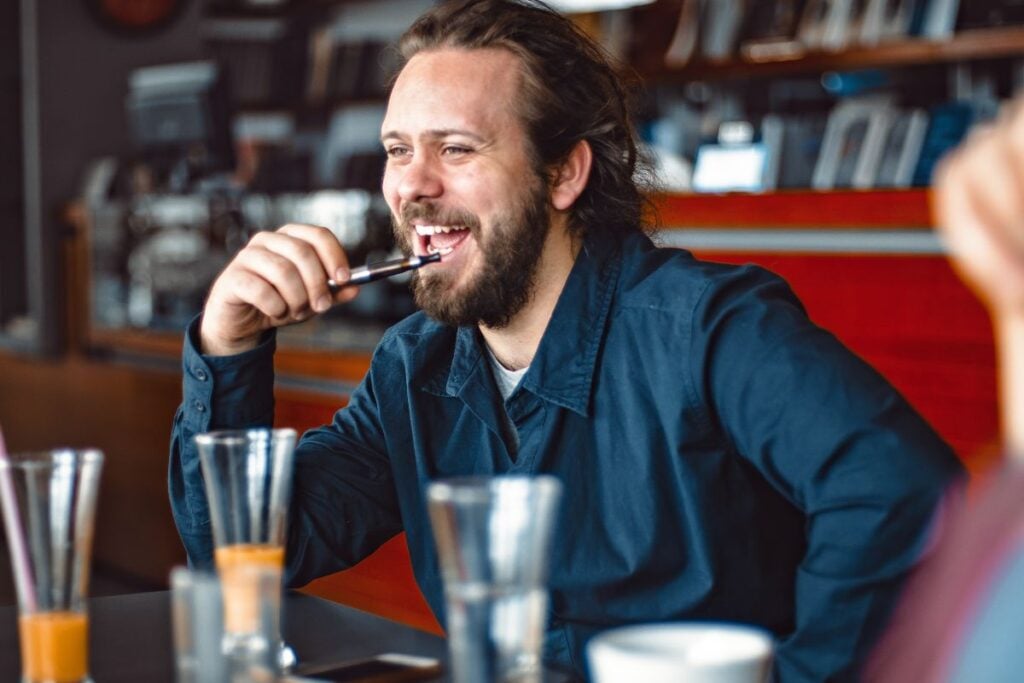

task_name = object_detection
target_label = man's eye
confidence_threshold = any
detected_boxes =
[442,145,472,156]
[386,146,410,158]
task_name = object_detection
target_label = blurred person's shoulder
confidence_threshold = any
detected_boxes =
[867,461,1024,681]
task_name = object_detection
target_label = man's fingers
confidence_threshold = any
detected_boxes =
[202,222,358,352]
[276,223,353,304]
[224,268,289,321]
[233,245,313,320]
[250,229,337,312]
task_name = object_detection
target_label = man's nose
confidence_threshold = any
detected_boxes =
[397,154,443,203]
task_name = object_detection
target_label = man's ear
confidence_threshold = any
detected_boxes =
[550,140,593,211]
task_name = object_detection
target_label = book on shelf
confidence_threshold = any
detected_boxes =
[956,0,1024,31]
[738,0,808,61]
[775,113,830,189]
[812,96,894,189]
[859,0,923,44]
[912,100,980,186]
[839,0,872,50]
[919,0,962,38]
[760,114,785,190]
[797,0,838,49]
[874,108,929,187]
[701,0,749,60]
[664,0,703,66]
[798,0,880,50]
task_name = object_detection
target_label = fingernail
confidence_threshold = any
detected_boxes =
[335,267,349,282]
[315,295,331,312]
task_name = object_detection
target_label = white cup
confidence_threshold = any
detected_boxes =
[587,622,774,683]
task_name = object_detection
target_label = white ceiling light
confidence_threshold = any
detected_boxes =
[545,0,657,12]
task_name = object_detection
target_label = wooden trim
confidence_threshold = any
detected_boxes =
[274,348,371,383]
[87,327,185,357]
[647,26,1024,82]
[85,326,372,382]
[652,189,934,229]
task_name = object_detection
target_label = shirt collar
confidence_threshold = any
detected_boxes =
[438,230,622,417]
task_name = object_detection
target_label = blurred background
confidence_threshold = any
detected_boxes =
[0,0,1019,626]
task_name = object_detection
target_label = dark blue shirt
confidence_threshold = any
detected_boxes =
[170,230,962,681]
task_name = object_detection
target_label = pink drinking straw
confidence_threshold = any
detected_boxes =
[0,426,37,612]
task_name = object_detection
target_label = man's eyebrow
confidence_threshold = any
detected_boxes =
[380,128,487,143]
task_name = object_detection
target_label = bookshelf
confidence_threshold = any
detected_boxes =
[645,25,1024,82]
[627,4,1024,217]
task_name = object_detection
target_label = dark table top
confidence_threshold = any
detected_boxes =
[0,591,448,682]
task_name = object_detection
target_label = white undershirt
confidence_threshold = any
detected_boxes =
[484,344,528,401]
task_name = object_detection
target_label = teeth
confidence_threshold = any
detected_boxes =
[426,244,456,255]
[414,225,468,236]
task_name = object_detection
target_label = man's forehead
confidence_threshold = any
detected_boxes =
[400,46,523,81]
[382,47,523,136]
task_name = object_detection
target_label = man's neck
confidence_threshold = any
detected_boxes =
[479,222,579,372]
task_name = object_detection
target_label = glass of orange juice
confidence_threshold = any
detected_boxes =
[0,449,103,683]
[194,428,295,662]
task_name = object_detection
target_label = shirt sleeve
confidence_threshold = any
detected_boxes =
[169,315,278,569]
[168,316,403,586]
[690,266,965,682]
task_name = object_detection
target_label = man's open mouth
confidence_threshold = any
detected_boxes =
[415,225,472,255]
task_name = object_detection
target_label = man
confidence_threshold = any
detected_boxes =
[170,1,961,680]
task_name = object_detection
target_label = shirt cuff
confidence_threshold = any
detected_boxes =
[181,314,277,432]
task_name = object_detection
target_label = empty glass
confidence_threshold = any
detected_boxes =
[427,475,563,683]
[0,449,104,683]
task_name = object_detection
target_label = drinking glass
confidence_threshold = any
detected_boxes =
[171,565,283,683]
[427,475,563,683]
[171,567,227,683]
[0,449,104,683]
[587,622,774,683]
[194,428,295,662]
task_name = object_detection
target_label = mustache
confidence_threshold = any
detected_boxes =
[399,202,480,233]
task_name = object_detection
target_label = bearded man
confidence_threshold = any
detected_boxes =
[170,1,962,680]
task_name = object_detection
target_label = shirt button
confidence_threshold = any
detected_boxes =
[193,368,208,381]
[193,400,206,413]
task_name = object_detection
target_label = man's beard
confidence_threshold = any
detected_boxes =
[392,182,551,329]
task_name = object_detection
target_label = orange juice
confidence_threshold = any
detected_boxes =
[18,611,88,683]
[215,543,285,635]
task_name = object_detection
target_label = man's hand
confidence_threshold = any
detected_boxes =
[934,99,1024,317]
[199,223,358,356]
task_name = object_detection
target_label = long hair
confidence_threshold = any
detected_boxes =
[395,0,654,240]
